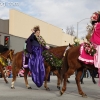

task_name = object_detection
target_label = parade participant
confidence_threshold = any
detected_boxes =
[90,12,100,68]
[7,57,11,66]
[26,26,50,87]
[90,11,100,85]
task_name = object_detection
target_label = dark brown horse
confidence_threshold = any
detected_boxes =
[0,49,14,83]
[11,44,72,89]
[60,45,98,97]
[80,68,98,84]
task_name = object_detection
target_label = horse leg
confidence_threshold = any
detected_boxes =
[44,66,50,90]
[24,68,32,89]
[76,68,87,97]
[67,79,70,83]
[53,70,61,90]
[80,76,84,84]
[11,65,20,89]
[90,70,96,84]
[92,75,96,84]
[60,68,75,95]
[0,66,8,83]
[80,69,84,84]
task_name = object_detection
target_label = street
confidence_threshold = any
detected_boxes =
[0,76,100,100]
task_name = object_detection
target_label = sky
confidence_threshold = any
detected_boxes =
[0,0,100,38]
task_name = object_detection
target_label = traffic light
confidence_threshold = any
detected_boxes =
[4,36,10,48]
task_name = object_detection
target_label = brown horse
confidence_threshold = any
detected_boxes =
[0,49,14,83]
[60,45,98,97]
[11,44,72,90]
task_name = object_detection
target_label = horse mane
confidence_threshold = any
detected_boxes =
[48,46,67,59]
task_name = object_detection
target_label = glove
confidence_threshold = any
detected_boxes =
[46,45,50,49]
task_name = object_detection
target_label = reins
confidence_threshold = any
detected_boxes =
[0,50,13,61]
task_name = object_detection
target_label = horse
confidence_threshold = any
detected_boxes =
[80,68,98,84]
[0,48,14,83]
[68,67,97,84]
[60,45,98,97]
[11,44,73,90]
[68,68,97,84]
[43,44,73,90]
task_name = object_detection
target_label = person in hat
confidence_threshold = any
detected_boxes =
[90,11,100,68]
[90,11,100,85]
[25,26,50,87]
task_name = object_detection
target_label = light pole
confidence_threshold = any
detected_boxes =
[77,18,90,38]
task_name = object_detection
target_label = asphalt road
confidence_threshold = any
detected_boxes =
[0,75,100,100]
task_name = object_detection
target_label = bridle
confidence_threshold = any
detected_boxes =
[8,50,13,61]
[0,50,13,61]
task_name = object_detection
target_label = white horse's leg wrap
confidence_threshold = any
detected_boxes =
[11,81,14,87]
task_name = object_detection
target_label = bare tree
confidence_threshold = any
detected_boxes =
[66,27,70,34]
[86,24,93,42]
[86,24,93,34]
[66,26,75,36]
[70,26,75,36]
[81,37,85,40]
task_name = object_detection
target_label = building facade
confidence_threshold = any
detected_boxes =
[9,9,77,46]
[0,9,86,53]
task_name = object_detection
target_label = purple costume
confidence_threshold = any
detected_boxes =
[25,33,45,87]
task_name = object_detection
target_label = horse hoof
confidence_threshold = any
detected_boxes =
[82,94,87,98]
[67,80,70,83]
[81,82,84,84]
[46,88,50,91]
[6,82,9,84]
[93,82,97,84]
[28,87,32,89]
[57,86,60,90]
[60,91,63,96]
[11,87,15,89]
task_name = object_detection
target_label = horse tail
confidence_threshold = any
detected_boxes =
[61,50,69,83]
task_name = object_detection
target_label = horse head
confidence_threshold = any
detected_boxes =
[6,49,14,61]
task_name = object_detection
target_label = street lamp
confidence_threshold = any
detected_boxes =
[77,18,90,38]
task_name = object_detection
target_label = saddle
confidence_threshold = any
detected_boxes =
[78,42,97,64]
[23,49,30,68]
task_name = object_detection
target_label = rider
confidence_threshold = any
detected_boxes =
[90,11,100,69]
[26,26,50,87]
[90,11,100,86]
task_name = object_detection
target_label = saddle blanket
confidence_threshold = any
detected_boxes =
[78,43,94,64]
[23,53,29,68]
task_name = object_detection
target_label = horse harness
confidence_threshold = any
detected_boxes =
[0,50,13,61]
